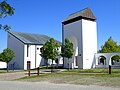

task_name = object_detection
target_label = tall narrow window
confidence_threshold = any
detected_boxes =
[27,45,29,57]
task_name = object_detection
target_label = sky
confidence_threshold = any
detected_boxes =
[0,0,120,52]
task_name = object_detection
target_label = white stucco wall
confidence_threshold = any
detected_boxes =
[36,45,44,67]
[8,33,24,70]
[57,47,63,66]
[95,53,120,68]
[24,45,43,70]
[63,20,83,69]
[24,45,35,70]
[63,19,97,69]
[0,61,7,68]
[82,19,97,69]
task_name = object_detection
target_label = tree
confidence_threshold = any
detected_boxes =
[99,36,120,62]
[0,48,15,72]
[0,53,3,61]
[61,38,74,70]
[99,37,120,53]
[40,42,49,68]
[40,38,60,71]
[0,0,15,31]
[111,55,120,61]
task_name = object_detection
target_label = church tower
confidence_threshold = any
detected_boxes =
[62,8,97,69]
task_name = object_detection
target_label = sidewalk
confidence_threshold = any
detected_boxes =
[0,69,65,81]
[0,71,28,81]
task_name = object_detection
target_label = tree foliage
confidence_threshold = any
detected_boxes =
[99,37,120,61]
[0,0,15,31]
[61,38,74,70]
[40,41,50,67]
[111,55,120,61]
[40,38,60,70]
[99,37,120,53]
[0,48,15,72]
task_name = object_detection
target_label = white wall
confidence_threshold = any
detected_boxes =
[82,19,97,69]
[0,61,7,68]
[63,20,83,69]
[24,45,44,70]
[36,45,44,67]
[95,53,120,68]
[24,45,35,70]
[8,33,24,70]
[63,19,97,69]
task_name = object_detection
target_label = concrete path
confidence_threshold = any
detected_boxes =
[0,69,64,81]
[0,81,119,90]
[0,71,27,81]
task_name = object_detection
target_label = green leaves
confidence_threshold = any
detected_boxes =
[0,24,11,31]
[61,38,74,70]
[0,0,14,31]
[99,37,120,61]
[40,38,60,61]
[0,48,15,63]
[61,38,74,59]
[111,55,120,61]
[0,0,14,18]
[0,48,15,72]
[99,37,120,53]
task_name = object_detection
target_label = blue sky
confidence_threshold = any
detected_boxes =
[0,0,120,52]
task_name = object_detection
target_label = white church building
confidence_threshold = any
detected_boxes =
[5,8,120,70]
[7,31,62,70]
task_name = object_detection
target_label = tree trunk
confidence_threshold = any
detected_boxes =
[62,57,64,68]
[51,60,53,72]
[7,62,9,72]
[68,58,70,71]
[46,59,48,69]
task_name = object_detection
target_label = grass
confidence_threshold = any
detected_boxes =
[63,68,120,73]
[17,68,120,88]
[39,66,52,69]
[0,69,25,73]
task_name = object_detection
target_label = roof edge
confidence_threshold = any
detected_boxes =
[62,16,96,25]
[8,31,25,44]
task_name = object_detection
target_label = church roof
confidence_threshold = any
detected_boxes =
[8,31,61,45]
[63,8,96,25]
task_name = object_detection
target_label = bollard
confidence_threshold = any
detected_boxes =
[28,70,30,76]
[37,67,40,76]
[109,65,111,74]
[27,61,31,76]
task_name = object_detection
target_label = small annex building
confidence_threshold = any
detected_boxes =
[7,31,62,70]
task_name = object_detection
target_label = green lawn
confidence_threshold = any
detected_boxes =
[63,68,120,73]
[17,68,120,88]
[0,69,24,73]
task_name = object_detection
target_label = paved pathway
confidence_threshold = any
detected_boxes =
[0,81,119,90]
[0,69,63,81]
[0,71,27,81]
